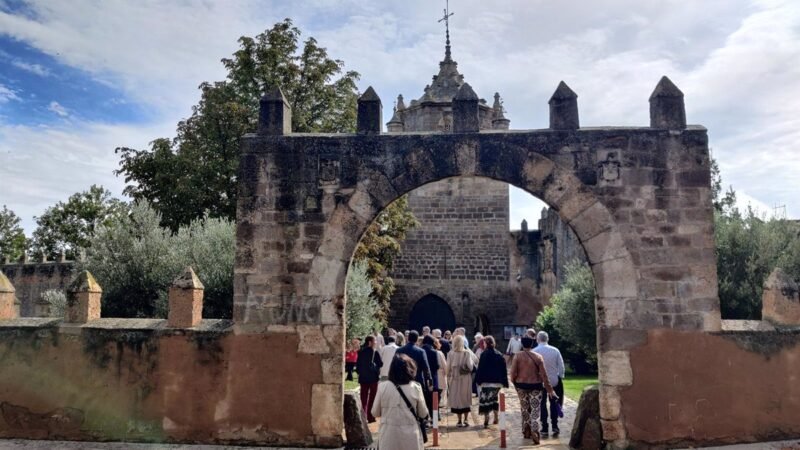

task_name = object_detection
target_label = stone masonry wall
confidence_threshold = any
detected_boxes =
[1,261,75,317]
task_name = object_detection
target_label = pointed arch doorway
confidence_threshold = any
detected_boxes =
[408,294,457,333]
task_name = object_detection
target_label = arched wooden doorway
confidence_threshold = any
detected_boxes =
[408,294,456,333]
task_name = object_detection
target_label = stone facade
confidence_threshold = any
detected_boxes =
[387,46,574,338]
[762,267,800,326]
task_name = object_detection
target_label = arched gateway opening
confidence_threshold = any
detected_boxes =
[408,294,456,333]
[234,77,723,448]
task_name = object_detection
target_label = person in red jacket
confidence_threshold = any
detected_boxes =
[345,338,360,381]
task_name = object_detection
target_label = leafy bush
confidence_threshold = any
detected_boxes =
[536,260,597,374]
[41,289,66,318]
[81,201,234,318]
[346,260,384,341]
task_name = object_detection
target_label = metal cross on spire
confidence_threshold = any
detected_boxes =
[438,0,454,62]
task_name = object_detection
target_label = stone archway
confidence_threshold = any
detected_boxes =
[234,82,722,447]
[408,294,456,333]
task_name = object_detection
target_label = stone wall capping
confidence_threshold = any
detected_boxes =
[452,83,480,133]
[549,80,580,130]
[168,266,204,328]
[357,86,382,135]
[258,86,292,135]
[649,75,686,130]
[65,270,102,324]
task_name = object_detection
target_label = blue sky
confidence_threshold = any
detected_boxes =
[0,0,798,232]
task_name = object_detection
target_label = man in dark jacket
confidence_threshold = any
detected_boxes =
[356,336,383,422]
[395,330,432,390]
[421,335,441,417]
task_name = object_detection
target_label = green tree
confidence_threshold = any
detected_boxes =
[346,260,383,340]
[352,195,419,321]
[536,260,597,373]
[0,205,27,261]
[715,207,800,319]
[81,201,234,318]
[31,185,128,259]
[115,18,360,230]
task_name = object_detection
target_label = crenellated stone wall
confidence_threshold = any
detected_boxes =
[1,260,75,317]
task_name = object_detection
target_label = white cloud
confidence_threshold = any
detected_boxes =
[47,101,68,117]
[0,84,20,103]
[10,60,50,77]
[0,0,798,231]
[0,120,173,231]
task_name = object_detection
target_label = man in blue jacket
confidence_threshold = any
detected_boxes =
[396,330,433,391]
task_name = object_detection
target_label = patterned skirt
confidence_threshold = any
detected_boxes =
[478,386,501,414]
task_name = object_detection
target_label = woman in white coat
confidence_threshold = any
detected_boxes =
[371,354,429,450]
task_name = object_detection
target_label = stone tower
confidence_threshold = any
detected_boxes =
[387,36,515,336]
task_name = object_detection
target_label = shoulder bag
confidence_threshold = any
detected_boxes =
[394,383,428,443]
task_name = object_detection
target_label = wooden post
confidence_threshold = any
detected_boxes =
[499,391,507,448]
[432,390,439,446]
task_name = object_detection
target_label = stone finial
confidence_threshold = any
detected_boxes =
[40,252,48,263]
[65,270,102,323]
[258,86,292,135]
[357,86,382,135]
[386,105,404,133]
[0,271,17,319]
[168,266,204,328]
[453,83,480,133]
[649,76,686,130]
[492,92,511,130]
[396,94,406,111]
[21,251,30,264]
[58,250,67,263]
[521,219,528,233]
[762,268,800,326]
[2,256,9,265]
[549,81,579,130]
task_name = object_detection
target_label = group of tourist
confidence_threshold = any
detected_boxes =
[346,326,566,448]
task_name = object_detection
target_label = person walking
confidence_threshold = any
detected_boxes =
[533,331,566,437]
[474,336,509,428]
[421,335,441,417]
[446,335,476,427]
[435,337,448,407]
[371,354,429,450]
[395,333,405,346]
[379,335,400,381]
[433,329,451,357]
[395,331,433,394]
[510,336,557,444]
[356,336,383,422]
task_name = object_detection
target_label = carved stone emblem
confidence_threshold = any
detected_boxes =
[319,157,340,193]
[598,150,621,186]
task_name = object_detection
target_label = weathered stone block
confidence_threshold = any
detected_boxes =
[601,418,627,441]
[599,385,621,420]
[599,351,633,386]
[593,257,638,299]
[343,391,372,448]
[570,385,603,450]
[297,325,330,354]
[311,384,343,439]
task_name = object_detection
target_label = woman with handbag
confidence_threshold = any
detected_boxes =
[357,335,383,422]
[446,335,476,427]
[475,336,509,428]
[371,354,429,450]
[510,336,557,444]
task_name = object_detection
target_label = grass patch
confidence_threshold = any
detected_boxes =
[562,375,598,401]
[344,379,360,391]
